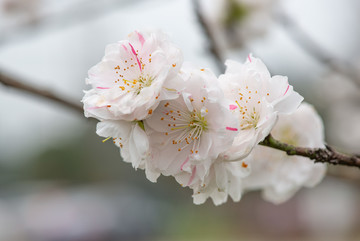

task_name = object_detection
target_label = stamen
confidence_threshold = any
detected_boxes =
[102,136,112,143]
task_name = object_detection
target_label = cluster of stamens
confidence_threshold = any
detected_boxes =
[232,85,270,130]
[103,137,123,148]
[113,51,154,94]
[161,98,208,154]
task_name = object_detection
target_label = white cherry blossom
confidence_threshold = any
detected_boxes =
[145,66,239,183]
[219,54,303,161]
[96,120,160,182]
[243,103,327,204]
[83,30,183,121]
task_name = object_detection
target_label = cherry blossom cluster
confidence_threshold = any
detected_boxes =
[82,30,326,205]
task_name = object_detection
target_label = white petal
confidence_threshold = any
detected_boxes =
[145,166,161,183]
[214,162,227,191]
[273,86,304,114]
[96,120,132,138]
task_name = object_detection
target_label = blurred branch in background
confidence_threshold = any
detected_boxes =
[0,70,83,113]
[192,0,225,73]
[275,10,360,89]
[0,0,146,46]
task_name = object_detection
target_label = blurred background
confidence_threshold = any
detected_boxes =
[0,0,359,240]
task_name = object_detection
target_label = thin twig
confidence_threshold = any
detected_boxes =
[275,10,360,88]
[192,0,225,73]
[0,71,83,114]
[260,134,360,168]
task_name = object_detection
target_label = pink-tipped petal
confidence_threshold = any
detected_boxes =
[180,157,190,171]
[187,166,197,186]
[248,54,252,63]
[136,31,145,46]
[122,44,128,51]
[226,127,238,131]
[229,104,238,110]
[284,85,290,96]
[129,43,142,72]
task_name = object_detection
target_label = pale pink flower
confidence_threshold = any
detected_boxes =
[144,66,239,183]
[243,103,327,204]
[83,30,183,121]
[219,54,303,161]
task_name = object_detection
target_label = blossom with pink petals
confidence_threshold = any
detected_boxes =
[145,66,238,183]
[219,54,303,161]
[83,30,183,121]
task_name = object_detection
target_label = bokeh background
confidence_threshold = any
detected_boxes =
[0,0,359,240]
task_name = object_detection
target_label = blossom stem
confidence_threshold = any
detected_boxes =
[0,70,83,114]
[260,134,360,168]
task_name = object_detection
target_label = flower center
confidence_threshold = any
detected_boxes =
[161,100,208,154]
[239,107,260,130]
[172,109,208,154]
[185,110,208,137]
[115,74,154,95]
[231,85,269,130]
[134,74,154,94]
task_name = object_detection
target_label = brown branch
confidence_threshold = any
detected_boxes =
[192,0,225,73]
[2,69,360,170]
[260,134,360,168]
[0,70,83,114]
